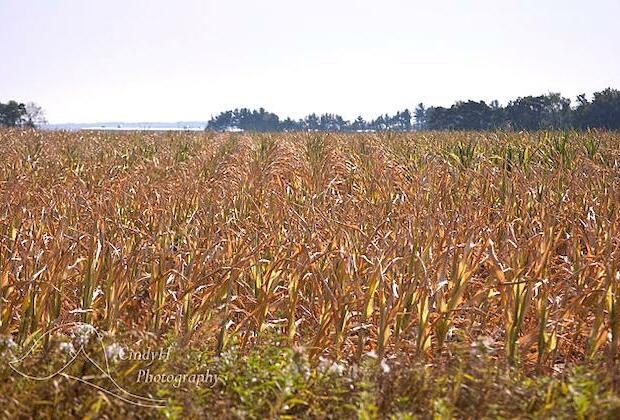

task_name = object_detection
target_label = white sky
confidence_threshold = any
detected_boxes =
[1,0,619,123]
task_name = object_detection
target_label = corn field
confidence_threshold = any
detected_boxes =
[1,128,620,371]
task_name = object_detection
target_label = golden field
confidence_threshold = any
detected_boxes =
[2,128,620,365]
[1,128,620,417]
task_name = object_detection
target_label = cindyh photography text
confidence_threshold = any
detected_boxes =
[111,344,224,388]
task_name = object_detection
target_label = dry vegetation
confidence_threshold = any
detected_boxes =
[1,128,620,417]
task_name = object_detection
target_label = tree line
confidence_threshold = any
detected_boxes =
[4,87,618,131]
[207,88,620,132]
[206,108,413,132]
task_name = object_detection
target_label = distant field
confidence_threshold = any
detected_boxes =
[1,129,620,418]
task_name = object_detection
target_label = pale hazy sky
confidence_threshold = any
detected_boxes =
[1,0,619,123]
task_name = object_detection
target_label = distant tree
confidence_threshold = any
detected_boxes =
[425,106,453,130]
[280,117,298,132]
[206,107,281,132]
[573,93,589,129]
[489,100,505,129]
[414,103,427,130]
[0,100,46,128]
[540,93,572,129]
[206,110,235,131]
[574,88,620,129]
[392,109,411,131]
[503,93,571,130]
[504,96,547,130]
[449,101,494,130]
[304,113,320,131]
[251,108,280,132]
[25,102,47,127]
[371,115,387,131]
[318,113,348,131]
[0,100,28,127]
[351,116,367,131]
